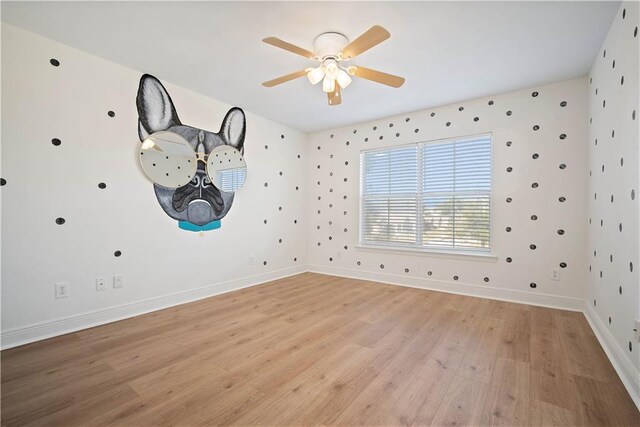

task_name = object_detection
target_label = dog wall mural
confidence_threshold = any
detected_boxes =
[136,74,246,232]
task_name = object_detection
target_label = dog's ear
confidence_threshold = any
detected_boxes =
[220,107,246,152]
[136,74,181,139]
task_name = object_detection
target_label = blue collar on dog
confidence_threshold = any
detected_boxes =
[178,220,221,232]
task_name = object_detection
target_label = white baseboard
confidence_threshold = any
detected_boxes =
[1,265,306,350]
[307,264,584,312]
[584,303,640,411]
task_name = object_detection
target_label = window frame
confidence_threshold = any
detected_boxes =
[358,132,494,257]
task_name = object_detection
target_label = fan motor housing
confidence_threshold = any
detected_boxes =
[313,32,349,59]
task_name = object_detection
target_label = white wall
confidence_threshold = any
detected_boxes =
[0,24,308,347]
[585,1,640,406]
[307,78,589,310]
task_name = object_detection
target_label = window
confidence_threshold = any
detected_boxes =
[360,134,491,252]
[217,167,246,192]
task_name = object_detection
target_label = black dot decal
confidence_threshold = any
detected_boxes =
[483,277,489,283]
[559,262,567,268]
[559,163,566,169]
[559,134,567,140]
[380,264,384,269]
[430,112,435,117]
[532,91,539,97]
[263,261,267,266]
[532,153,539,159]
[505,227,512,232]
[560,101,567,107]
[557,229,565,235]
[55,217,65,225]
[630,262,634,272]
[530,244,537,250]
[506,257,512,263]
[281,134,284,139]
[559,197,566,202]
[0,178,6,186]
[357,261,361,266]
[630,342,633,352]
[506,167,513,172]
[52,138,62,146]
[506,111,512,116]
[98,182,106,189]
[427,271,433,276]
[458,106,464,111]
[453,276,458,281]
[50,58,60,67]
[530,283,537,289]
[488,100,494,106]
[531,182,539,188]
[107,111,115,117]
[404,268,409,273]
[531,215,537,221]
[533,125,539,131]
[114,250,122,257]
[473,117,479,122]
[446,122,451,127]
[506,197,512,203]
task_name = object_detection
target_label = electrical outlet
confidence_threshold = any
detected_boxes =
[96,277,106,291]
[55,282,69,299]
[551,269,561,281]
[113,275,123,289]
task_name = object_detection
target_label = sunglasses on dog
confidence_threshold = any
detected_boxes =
[139,131,247,192]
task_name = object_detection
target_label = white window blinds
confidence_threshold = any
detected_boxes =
[360,134,491,252]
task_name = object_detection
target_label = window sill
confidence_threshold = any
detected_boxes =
[355,244,498,262]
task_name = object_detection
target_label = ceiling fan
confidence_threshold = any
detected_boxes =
[262,25,405,106]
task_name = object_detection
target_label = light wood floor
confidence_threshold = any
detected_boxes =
[2,273,638,426]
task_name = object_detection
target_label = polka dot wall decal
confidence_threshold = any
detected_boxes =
[330,134,334,138]
[531,182,539,188]
[533,125,540,131]
[531,215,537,221]
[506,141,512,147]
[560,262,567,268]
[622,8,626,18]
[264,145,268,149]
[453,276,458,281]
[263,261,267,266]
[559,196,566,202]
[559,134,567,140]
[473,117,479,122]
[530,283,537,288]
[483,277,489,282]
[404,268,409,273]
[631,189,635,200]
[506,257,512,263]
[506,167,513,172]
[114,250,122,257]
[50,58,60,67]
[427,271,433,276]
[530,244,537,250]
[373,126,377,131]
[357,261,361,266]
[506,110,512,116]
[560,101,567,107]
[98,182,106,189]
[446,122,451,127]
[430,112,436,117]
[629,342,633,352]
[107,111,115,117]
[505,226,512,232]
[619,286,622,294]
[635,27,638,38]
[488,100,494,105]
[280,134,284,139]
[608,316,611,324]
[55,217,65,225]
[559,163,566,169]
[532,153,539,159]
[380,264,384,269]
[389,123,394,127]
[264,182,268,187]
[0,178,6,186]
[414,129,419,133]
[405,118,410,122]
[621,76,624,85]
[532,91,539,97]
[557,229,565,235]
[52,138,62,146]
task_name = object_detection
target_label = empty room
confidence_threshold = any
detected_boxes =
[1,1,639,426]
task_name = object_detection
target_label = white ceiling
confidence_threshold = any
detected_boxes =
[1,1,619,133]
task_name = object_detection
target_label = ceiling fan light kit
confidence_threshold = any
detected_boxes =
[262,25,405,106]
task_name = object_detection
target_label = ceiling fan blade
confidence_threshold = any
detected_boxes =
[263,37,317,59]
[327,84,342,106]
[350,66,405,88]
[340,25,390,60]
[262,70,308,87]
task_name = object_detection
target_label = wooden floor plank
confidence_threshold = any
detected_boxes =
[1,273,637,426]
